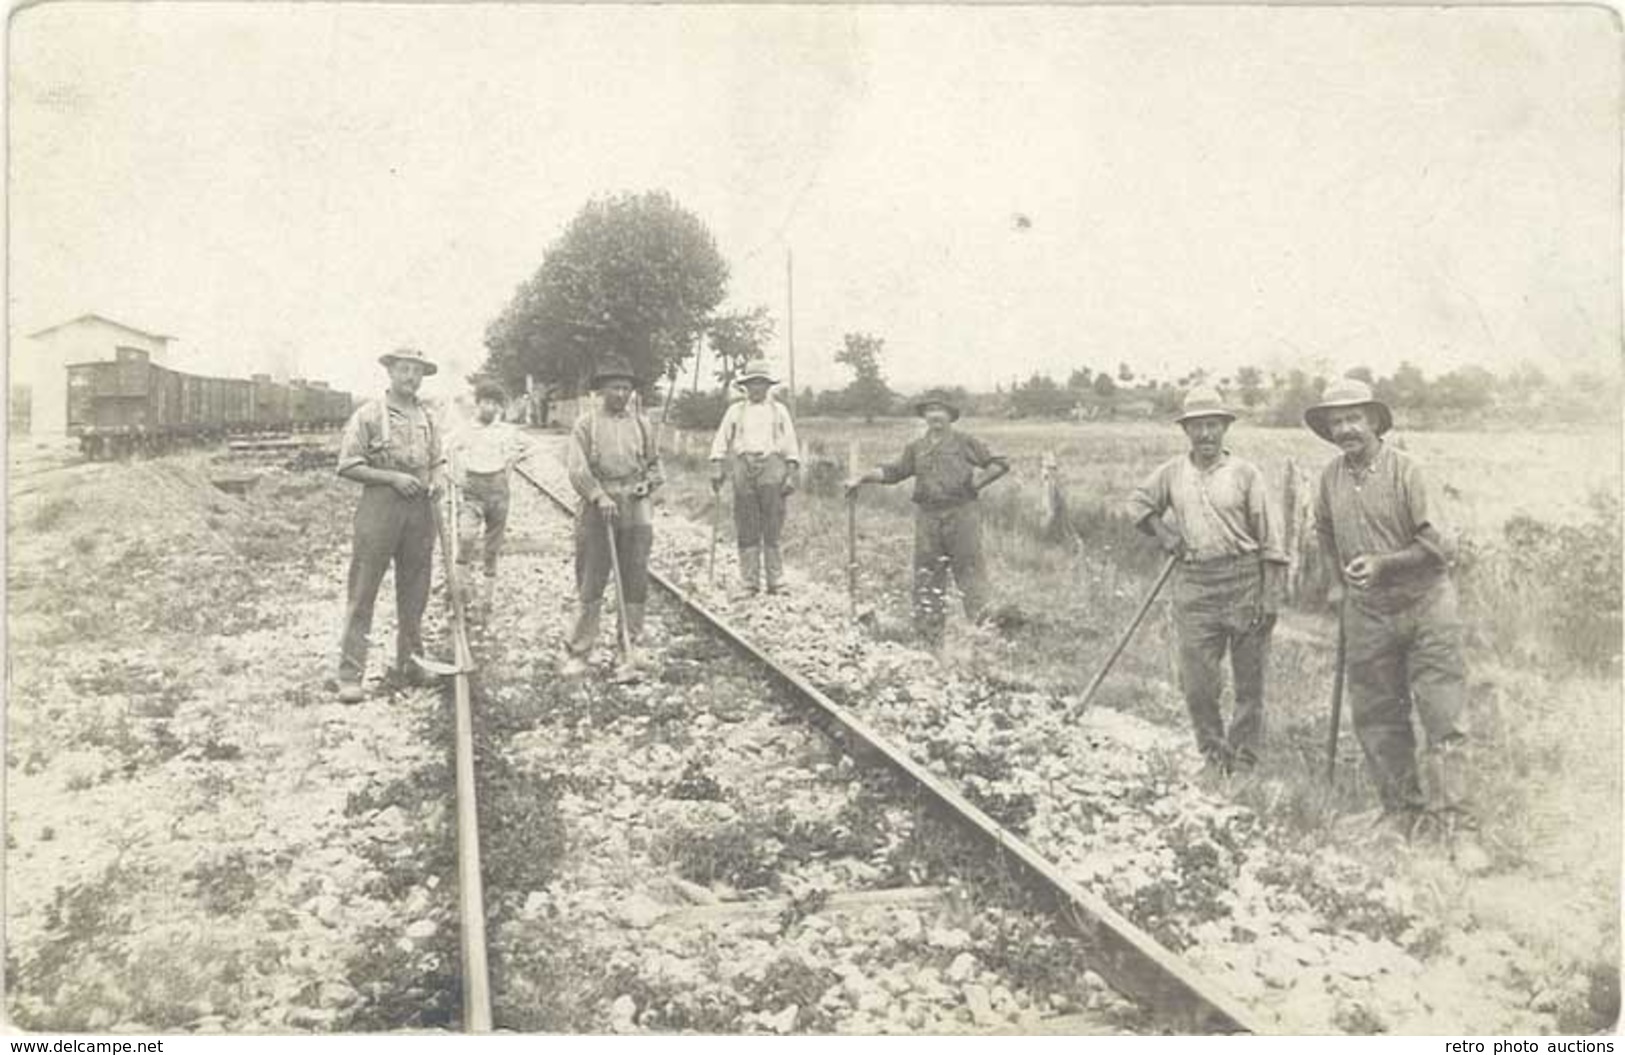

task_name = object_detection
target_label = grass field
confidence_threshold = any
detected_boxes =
[658,414,1621,1024]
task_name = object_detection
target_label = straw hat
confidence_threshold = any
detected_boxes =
[735,359,778,386]
[1304,377,1393,442]
[1173,385,1236,424]
[378,347,438,376]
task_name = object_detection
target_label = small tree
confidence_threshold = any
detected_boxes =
[1235,365,1265,408]
[1092,372,1118,399]
[834,333,894,423]
[707,306,775,389]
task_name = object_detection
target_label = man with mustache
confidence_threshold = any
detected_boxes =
[847,389,1009,649]
[561,357,662,675]
[334,347,446,704]
[1308,377,1470,839]
[1129,386,1287,774]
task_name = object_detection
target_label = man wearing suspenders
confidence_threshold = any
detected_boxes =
[561,357,663,674]
[333,347,446,704]
[709,359,801,596]
[1128,386,1287,773]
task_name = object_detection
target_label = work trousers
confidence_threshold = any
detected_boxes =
[913,502,987,645]
[566,491,653,656]
[456,472,510,578]
[339,485,436,683]
[1345,580,1468,813]
[1172,556,1273,768]
[731,453,789,590]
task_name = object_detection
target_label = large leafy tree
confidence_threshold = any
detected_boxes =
[484,191,729,394]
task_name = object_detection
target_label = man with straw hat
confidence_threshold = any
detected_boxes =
[1129,385,1288,774]
[561,356,663,676]
[1307,376,1470,839]
[333,347,447,704]
[848,389,1009,649]
[708,358,801,597]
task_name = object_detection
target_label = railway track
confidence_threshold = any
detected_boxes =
[423,451,1267,1034]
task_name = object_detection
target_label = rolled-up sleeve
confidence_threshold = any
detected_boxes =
[1246,464,1290,565]
[1314,466,1339,568]
[1126,461,1171,527]
[778,405,801,464]
[708,404,736,462]
[336,404,374,476]
[642,413,665,488]
[566,416,603,503]
[1399,458,1450,565]
[877,442,917,484]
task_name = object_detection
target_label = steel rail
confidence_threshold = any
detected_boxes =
[437,488,493,1032]
[512,462,1269,1035]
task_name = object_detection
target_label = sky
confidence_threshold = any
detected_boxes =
[9,3,1621,399]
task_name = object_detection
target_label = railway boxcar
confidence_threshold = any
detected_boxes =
[67,352,354,457]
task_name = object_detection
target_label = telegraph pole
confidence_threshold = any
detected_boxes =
[786,248,796,417]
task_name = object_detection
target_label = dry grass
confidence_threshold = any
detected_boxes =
[661,415,1622,1008]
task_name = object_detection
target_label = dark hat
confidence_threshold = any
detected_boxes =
[1173,386,1237,425]
[1304,377,1393,443]
[913,389,961,422]
[473,379,508,403]
[379,347,438,376]
[589,357,640,389]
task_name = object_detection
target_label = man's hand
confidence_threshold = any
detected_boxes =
[1153,524,1185,558]
[781,472,798,497]
[594,494,619,518]
[391,472,426,498]
[1344,554,1383,590]
[1253,563,1287,629]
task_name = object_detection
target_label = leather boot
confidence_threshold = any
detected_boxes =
[1426,740,1476,827]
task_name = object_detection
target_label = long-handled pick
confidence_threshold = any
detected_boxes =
[1063,554,1178,723]
[1326,593,1348,783]
[604,511,639,678]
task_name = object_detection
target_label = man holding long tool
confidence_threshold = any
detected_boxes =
[333,347,447,704]
[847,390,1009,649]
[561,357,663,676]
[1307,378,1470,839]
[1129,386,1288,774]
[708,358,801,597]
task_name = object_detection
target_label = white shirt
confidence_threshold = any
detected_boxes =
[449,420,529,475]
[709,398,800,462]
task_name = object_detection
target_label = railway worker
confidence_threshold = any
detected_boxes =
[561,357,663,676]
[1128,386,1288,775]
[846,390,1010,649]
[334,347,446,704]
[708,358,801,597]
[1306,377,1471,839]
[447,380,532,621]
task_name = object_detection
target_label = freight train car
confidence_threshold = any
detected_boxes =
[66,348,353,459]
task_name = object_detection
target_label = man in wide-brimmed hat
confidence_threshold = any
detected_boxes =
[1307,377,1470,839]
[561,356,663,675]
[333,346,447,704]
[708,358,801,596]
[1128,385,1287,773]
[848,389,1010,648]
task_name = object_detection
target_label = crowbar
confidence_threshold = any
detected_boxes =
[1064,554,1178,723]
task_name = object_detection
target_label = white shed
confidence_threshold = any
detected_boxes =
[12,314,176,437]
